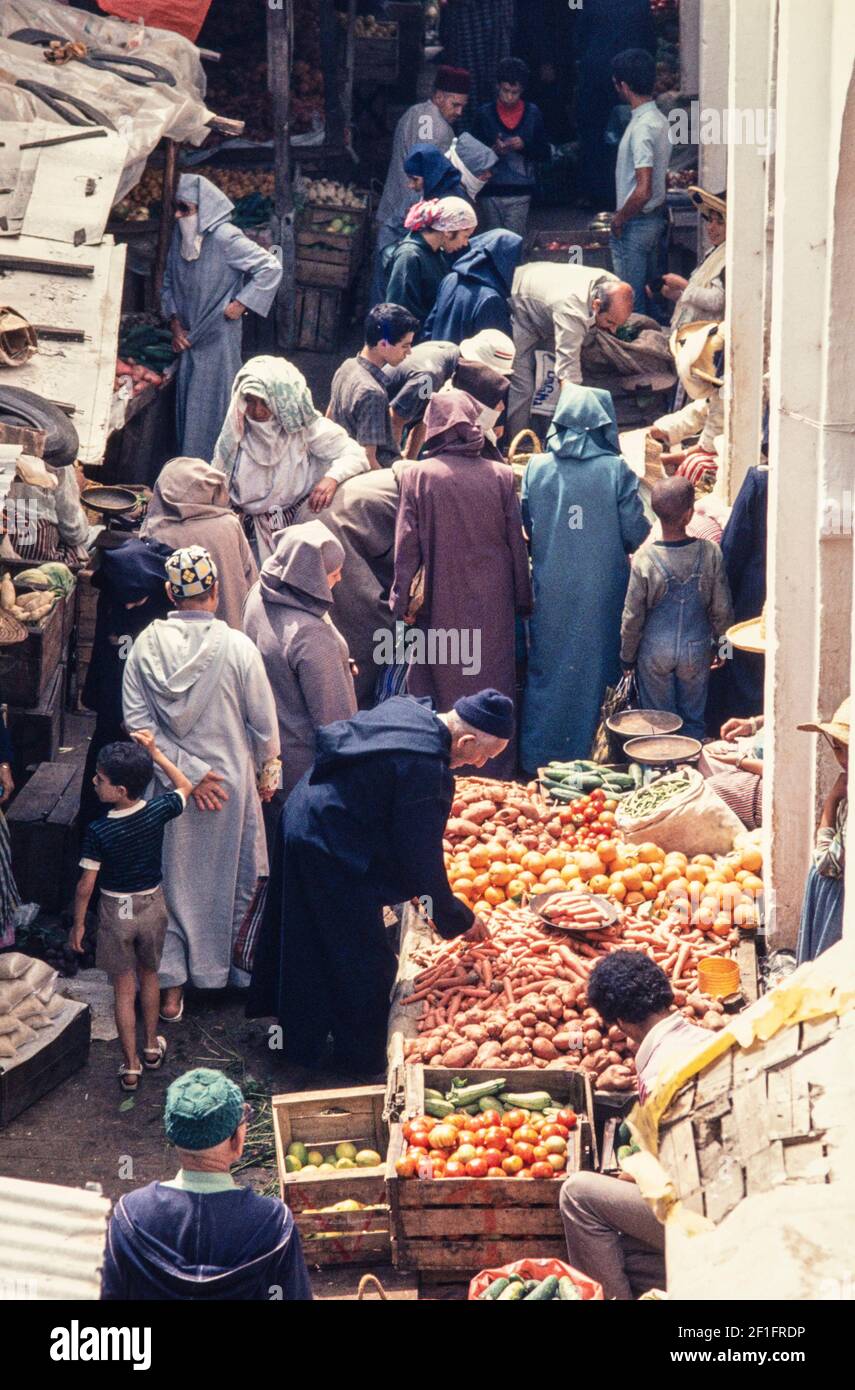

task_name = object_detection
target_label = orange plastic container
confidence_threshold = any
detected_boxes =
[698,956,740,998]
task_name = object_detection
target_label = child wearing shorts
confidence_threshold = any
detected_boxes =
[71,731,191,1091]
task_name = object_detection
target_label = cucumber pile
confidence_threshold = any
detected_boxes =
[424,1078,560,1119]
[541,760,642,801]
[479,1273,582,1301]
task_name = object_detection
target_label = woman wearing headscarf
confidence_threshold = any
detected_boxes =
[162,174,283,461]
[662,188,727,333]
[521,383,650,772]
[390,389,531,778]
[448,133,498,202]
[212,356,369,563]
[141,456,257,630]
[78,537,173,829]
[383,197,478,329]
[370,144,465,307]
[242,521,357,802]
[424,229,523,342]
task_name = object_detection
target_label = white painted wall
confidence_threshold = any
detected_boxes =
[698,0,731,195]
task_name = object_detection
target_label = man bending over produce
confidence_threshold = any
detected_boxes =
[560,952,707,1300]
[247,691,514,1077]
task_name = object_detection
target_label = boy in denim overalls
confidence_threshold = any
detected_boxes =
[620,477,734,740]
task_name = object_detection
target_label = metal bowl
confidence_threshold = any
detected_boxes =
[532,889,619,934]
[622,734,702,765]
[606,708,684,739]
[81,484,138,517]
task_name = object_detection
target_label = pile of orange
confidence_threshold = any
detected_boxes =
[446,835,764,931]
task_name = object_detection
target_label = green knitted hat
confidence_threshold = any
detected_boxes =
[164,1068,244,1151]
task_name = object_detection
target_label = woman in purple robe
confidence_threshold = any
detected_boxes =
[390,389,531,777]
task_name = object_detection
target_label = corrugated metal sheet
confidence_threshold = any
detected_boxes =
[0,1174,111,1300]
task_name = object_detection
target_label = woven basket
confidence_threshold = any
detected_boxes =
[508,428,543,494]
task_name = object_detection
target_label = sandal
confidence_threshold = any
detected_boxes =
[119,1063,142,1092]
[158,997,184,1024]
[142,1036,168,1070]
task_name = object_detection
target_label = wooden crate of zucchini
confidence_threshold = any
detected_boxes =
[272,1086,390,1266]
[386,1066,596,1276]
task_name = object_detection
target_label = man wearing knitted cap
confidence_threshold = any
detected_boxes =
[248,690,513,1076]
[122,546,280,1022]
[374,65,471,274]
[101,1069,312,1300]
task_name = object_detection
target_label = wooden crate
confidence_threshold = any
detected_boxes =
[296,204,366,289]
[386,1065,596,1276]
[7,761,83,912]
[272,1086,390,1266]
[6,660,66,778]
[0,1001,90,1128]
[0,589,73,708]
[354,31,399,84]
[294,284,346,353]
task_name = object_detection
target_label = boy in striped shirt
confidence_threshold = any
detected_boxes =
[71,731,191,1092]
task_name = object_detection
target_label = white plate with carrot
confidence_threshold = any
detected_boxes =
[532,890,619,934]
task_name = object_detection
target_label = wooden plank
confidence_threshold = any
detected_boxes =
[302,1231,391,1267]
[782,1138,828,1181]
[702,1155,744,1224]
[728,1074,769,1160]
[751,1025,801,1071]
[745,1141,786,1195]
[267,0,296,349]
[317,288,342,352]
[393,1236,567,1272]
[766,1065,794,1139]
[7,760,76,821]
[800,1016,839,1052]
[692,1050,733,1107]
[398,1207,563,1238]
[736,934,758,1003]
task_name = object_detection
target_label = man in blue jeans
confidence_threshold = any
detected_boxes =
[609,49,670,318]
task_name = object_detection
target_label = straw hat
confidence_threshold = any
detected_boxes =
[669,320,724,399]
[797,697,850,746]
[726,607,766,654]
[459,330,515,377]
[0,610,26,646]
[687,186,727,219]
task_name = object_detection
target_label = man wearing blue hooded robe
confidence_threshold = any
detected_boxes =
[425,229,523,342]
[162,174,283,461]
[521,384,650,771]
[247,696,480,1075]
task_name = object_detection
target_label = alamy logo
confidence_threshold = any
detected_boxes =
[50,1322,152,1371]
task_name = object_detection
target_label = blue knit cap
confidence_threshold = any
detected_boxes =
[454,689,514,740]
[164,1068,244,1151]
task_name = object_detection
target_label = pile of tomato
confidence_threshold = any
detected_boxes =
[396,1106,579,1181]
[555,789,619,852]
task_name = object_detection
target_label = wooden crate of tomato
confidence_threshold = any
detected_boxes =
[386,1067,595,1276]
[272,1086,390,1266]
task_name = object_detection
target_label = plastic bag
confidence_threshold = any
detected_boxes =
[616,766,744,856]
[468,1258,604,1301]
[590,669,636,764]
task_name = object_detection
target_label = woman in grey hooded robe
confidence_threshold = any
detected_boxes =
[242,521,357,800]
[162,174,283,461]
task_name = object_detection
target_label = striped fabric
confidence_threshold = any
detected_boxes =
[79,793,184,894]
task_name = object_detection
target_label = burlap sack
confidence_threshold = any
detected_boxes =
[0,307,37,368]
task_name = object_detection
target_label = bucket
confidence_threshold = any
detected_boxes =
[697,956,740,998]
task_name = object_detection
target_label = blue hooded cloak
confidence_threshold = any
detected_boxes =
[520,384,650,771]
[424,230,523,342]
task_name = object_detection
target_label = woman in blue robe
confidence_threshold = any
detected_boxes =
[162,174,282,462]
[424,229,523,342]
[520,384,650,772]
[247,696,495,1075]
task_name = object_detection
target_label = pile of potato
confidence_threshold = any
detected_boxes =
[296,175,368,210]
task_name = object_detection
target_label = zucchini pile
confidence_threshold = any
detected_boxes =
[479,1273,582,1301]
[541,760,642,801]
[424,1078,558,1119]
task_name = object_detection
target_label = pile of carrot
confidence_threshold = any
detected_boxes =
[401,900,731,1087]
[114,359,164,395]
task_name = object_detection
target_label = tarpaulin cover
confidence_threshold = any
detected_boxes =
[0,0,210,198]
[97,0,213,44]
[468,1258,604,1300]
